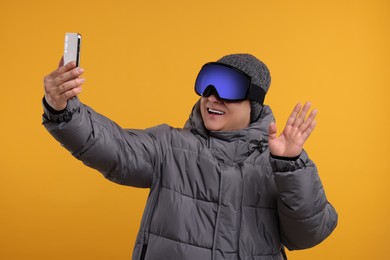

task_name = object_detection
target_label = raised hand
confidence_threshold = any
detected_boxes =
[43,58,85,111]
[268,102,317,158]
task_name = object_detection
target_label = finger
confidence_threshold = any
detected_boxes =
[292,102,311,128]
[299,108,318,133]
[285,103,302,127]
[61,86,83,101]
[58,56,64,67]
[268,122,278,140]
[54,67,84,86]
[301,120,317,141]
[56,77,85,95]
[49,60,77,79]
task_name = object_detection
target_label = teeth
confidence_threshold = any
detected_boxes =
[208,108,225,115]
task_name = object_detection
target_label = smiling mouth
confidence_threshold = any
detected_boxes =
[207,108,225,115]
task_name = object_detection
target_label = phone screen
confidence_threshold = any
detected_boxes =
[64,33,81,66]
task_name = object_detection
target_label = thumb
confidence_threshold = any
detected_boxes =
[268,122,277,140]
[58,56,64,68]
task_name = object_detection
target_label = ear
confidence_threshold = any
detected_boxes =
[250,101,263,123]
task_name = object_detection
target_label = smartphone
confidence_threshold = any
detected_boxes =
[64,32,82,66]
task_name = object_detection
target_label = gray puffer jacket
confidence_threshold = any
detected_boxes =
[43,97,338,260]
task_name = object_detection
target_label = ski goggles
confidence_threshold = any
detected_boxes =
[194,62,265,104]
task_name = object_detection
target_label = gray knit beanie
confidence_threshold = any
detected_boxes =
[217,54,271,122]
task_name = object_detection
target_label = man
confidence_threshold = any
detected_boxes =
[43,54,338,260]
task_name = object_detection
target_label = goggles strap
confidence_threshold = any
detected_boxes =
[248,84,266,104]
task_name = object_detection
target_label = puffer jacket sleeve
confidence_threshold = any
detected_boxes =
[42,97,158,188]
[270,150,338,250]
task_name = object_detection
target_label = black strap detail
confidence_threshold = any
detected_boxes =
[248,84,266,104]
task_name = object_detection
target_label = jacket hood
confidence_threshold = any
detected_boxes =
[184,100,275,162]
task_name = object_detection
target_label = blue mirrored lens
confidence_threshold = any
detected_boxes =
[195,63,251,100]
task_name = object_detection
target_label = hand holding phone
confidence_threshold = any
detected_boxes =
[42,33,84,111]
[64,32,81,66]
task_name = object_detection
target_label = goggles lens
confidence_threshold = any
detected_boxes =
[195,62,251,101]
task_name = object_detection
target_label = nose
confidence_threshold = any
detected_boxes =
[206,93,222,103]
[203,86,222,102]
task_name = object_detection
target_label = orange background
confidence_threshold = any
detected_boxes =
[1,0,389,259]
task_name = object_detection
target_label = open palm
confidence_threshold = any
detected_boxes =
[268,102,317,158]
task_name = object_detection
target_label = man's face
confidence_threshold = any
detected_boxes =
[200,94,251,131]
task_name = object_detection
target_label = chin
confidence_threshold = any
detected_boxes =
[204,121,223,131]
